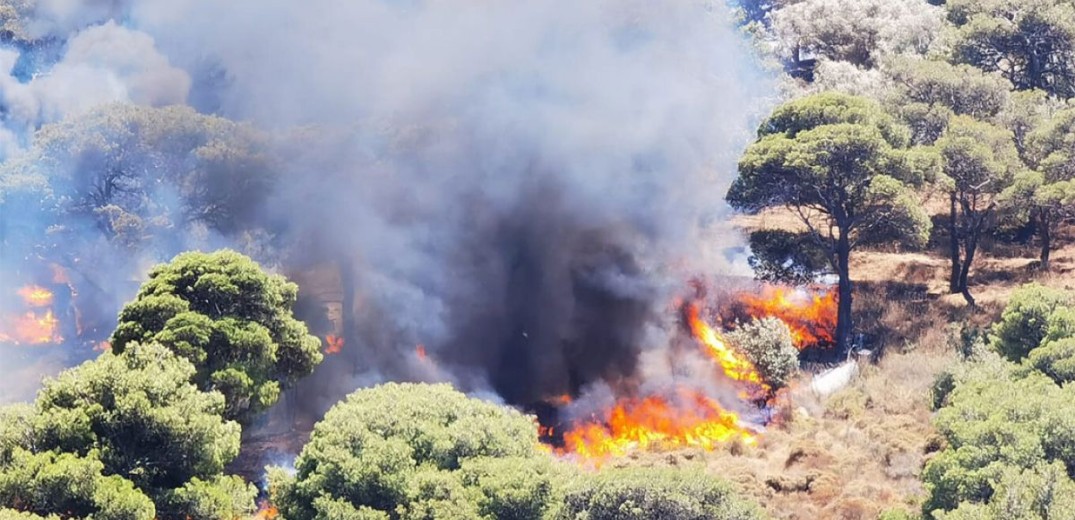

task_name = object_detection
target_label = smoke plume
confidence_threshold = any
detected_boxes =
[0,0,774,415]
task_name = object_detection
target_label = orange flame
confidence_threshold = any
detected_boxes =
[0,310,62,345]
[686,303,768,393]
[416,344,427,360]
[562,391,756,461]
[557,303,763,462]
[324,335,344,355]
[253,500,278,520]
[735,286,837,348]
[17,285,54,307]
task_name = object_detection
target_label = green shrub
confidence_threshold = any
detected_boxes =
[269,383,557,520]
[1024,338,1075,385]
[556,466,762,520]
[989,284,1072,361]
[726,317,800,389]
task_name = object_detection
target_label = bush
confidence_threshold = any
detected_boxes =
[269,383,557,520]
[32,343,242,497]
[110,250,323,421]
[556,466,762,520]
[989,284,1072,361]
[726,317,800,389]
[924,366,1075,515]
[0,449,154,520]
[1024,338,1075,385]
[161,476,257,520]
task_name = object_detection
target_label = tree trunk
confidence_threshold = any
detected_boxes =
[1040,209,1051,271]
[949,192,961,294]
[958,233,978,307]
[835,231,854,354]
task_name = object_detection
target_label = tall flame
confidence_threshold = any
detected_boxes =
[686,303,768,393]
[557,303,763,463]
[735,286,837,348]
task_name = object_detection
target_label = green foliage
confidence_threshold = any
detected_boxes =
[556,466,763,520]
[0,405,33,466]
[17,103,275,241]
[111,250,322,421]
[924,364,1075,516]
[989,283,1073,361]
[729,91,930,349]
[886,59,1011,145]
[730,92,925,236]
[946,0,1075,98]
[0,510,55,520]
[160,476,257,520]
[33,342,241,493]
[0,449,155,520]
[270,383,555,520]
[726,317,800,389]
[1023,338,1075,385]
[934,462,1075,520]
[746,230,830,285]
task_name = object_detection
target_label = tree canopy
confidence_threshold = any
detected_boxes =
[269,383,559,520]
[728,91,931,350]
[110,250,323,421]
[946,0,1075,98]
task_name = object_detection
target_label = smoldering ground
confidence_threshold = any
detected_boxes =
[0,0,773,415]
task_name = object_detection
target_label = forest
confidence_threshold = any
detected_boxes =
[2,0,1075,519]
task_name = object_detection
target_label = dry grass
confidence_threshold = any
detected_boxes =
[658,207,1075,519]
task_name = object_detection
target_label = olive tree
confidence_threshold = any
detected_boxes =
[728,92,932,351]
[269,383,558,520]
[110,250,323,421]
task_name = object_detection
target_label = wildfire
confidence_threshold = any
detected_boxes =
[562,391,756,460]
[733,286,837,349]
[17,285,54,307]
[324,335,344,355]
[556,302,764,462]
[0,310,62,345]
[253,500,278,520]
[416,344,427,360]
[686,303,768,391]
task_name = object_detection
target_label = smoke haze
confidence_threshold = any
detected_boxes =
[0,0,774,414]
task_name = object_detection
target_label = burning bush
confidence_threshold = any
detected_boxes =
[555,466,763,520]
[110,250,323,422]
[725,317,801,390]
[269,383,560,520]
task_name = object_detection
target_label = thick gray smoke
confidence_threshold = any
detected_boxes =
[0,0,773,414]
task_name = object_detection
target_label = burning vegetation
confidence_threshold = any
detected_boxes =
[0,285,62,346]
[542,283,837,463]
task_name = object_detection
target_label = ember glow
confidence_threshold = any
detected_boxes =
[253,500,279,520]
[17,285,54,307]
[324,335,344,355]
[556,302,764,462]
[733,286,837,349]
[0,310,62,345]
